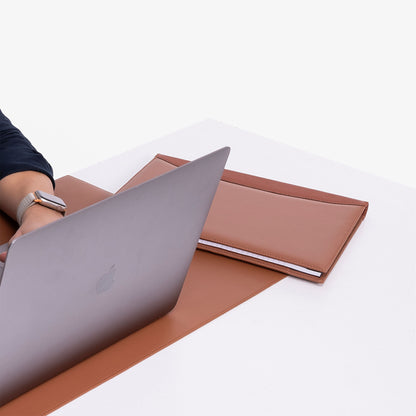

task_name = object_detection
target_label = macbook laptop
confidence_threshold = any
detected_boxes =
[0,146,230,406]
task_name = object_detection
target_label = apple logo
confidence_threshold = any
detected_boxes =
[96,264,116,294]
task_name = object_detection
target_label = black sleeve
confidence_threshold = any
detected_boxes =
[0,109,55,188]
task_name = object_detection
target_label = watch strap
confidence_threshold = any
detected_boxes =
[16,193,37,226]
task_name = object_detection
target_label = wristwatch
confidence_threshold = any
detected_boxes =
[16,191,67,225]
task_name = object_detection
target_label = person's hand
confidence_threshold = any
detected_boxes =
[0,205,63,262]
[0,171,61,263]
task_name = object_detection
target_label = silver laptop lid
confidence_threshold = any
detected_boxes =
[0,147,230,405]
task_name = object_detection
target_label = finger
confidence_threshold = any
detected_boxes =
[0,251,6,262]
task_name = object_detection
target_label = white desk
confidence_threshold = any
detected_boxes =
[51,120,416,416]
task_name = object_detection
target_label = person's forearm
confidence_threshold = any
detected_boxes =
[0,110,60,261]
[0,171,55,221]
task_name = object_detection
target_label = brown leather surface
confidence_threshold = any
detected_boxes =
[0,174,286,415]
[0,212,16,246]
[54,175,113,215]
[119,154,369,283]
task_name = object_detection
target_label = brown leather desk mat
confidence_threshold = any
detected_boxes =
[0,175,285,415]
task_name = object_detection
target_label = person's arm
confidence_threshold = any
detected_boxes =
[0,109,62,262]
[0,109,55,187]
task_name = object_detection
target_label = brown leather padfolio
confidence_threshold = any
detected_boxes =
[119,154,369,283]
[0,175,285,415]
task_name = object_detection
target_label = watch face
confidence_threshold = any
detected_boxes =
[35,190,66,208]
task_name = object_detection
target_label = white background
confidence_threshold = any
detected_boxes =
[1,0,415,189]
[1,4,415,414]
